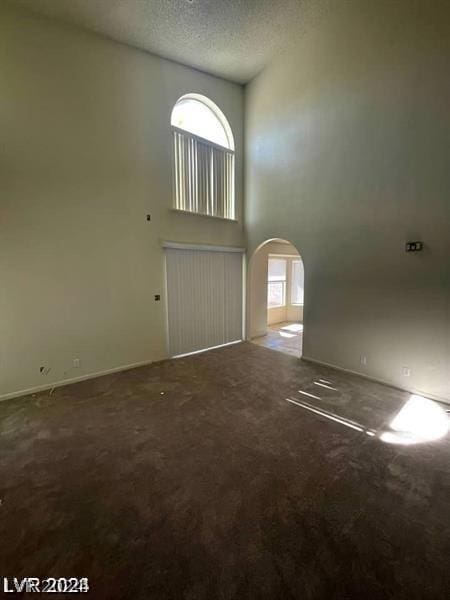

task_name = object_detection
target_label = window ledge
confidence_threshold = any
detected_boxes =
[170,208,238,223]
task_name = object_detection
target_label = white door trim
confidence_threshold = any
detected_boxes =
[161,240,245,253]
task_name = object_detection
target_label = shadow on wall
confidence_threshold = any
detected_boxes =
[247,237,305,343]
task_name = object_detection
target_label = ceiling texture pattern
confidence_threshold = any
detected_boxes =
[12,0,330,83]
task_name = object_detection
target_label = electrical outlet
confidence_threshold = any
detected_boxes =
[360,355,368,366]
[402,366,411,377]
[73,358,80,368]
[40,366,51,376]
[405,241,423,252]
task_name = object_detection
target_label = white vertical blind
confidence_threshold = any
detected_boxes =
[173,128,235,220]
[267,257,287,308]
[291,260,305,304]
[166,248,243,357]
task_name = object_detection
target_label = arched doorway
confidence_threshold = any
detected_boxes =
[247,238,304,358]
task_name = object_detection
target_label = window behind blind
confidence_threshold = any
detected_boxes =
[291,260,305,305]
[171,95,235,220]
[267,258,287,308]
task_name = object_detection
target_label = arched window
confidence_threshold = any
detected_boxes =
[171,94,235,220]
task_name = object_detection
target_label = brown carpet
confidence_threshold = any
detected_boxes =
[251,322,303,358]
[0,342,449,599]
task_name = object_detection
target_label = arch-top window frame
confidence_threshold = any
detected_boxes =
[171,93,235,151]
[171,93,236,220]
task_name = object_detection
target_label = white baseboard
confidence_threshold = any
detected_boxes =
[172,339,242,359]
[0,359,153,403]
[301,355,449,405]
[3,352,448,407]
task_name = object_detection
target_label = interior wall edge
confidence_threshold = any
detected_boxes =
[0,359,153,404]
[1,2,245,397]
[244,0,450,403]
[302,356,449,406]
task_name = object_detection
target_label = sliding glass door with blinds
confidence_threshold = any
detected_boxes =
[165,246,243,357]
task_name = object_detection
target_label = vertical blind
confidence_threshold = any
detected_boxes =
[267,257,287,308]
[173,128,235,220]
[165,248,243,357]
[291,260,305,305]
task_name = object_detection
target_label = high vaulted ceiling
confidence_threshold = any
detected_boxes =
[12,0,328,83]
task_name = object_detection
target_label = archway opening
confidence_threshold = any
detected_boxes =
[247,238,304,358]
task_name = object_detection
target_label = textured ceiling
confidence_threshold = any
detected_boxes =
[12,0,328,83]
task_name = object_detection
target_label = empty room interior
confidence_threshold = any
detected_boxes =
[1,0,450,597]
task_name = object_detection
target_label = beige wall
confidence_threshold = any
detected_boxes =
[246,0,450,401]
[2,0,449,403]
[0,4,244,398]
[248,240,302,338]
[286,302,303,325]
